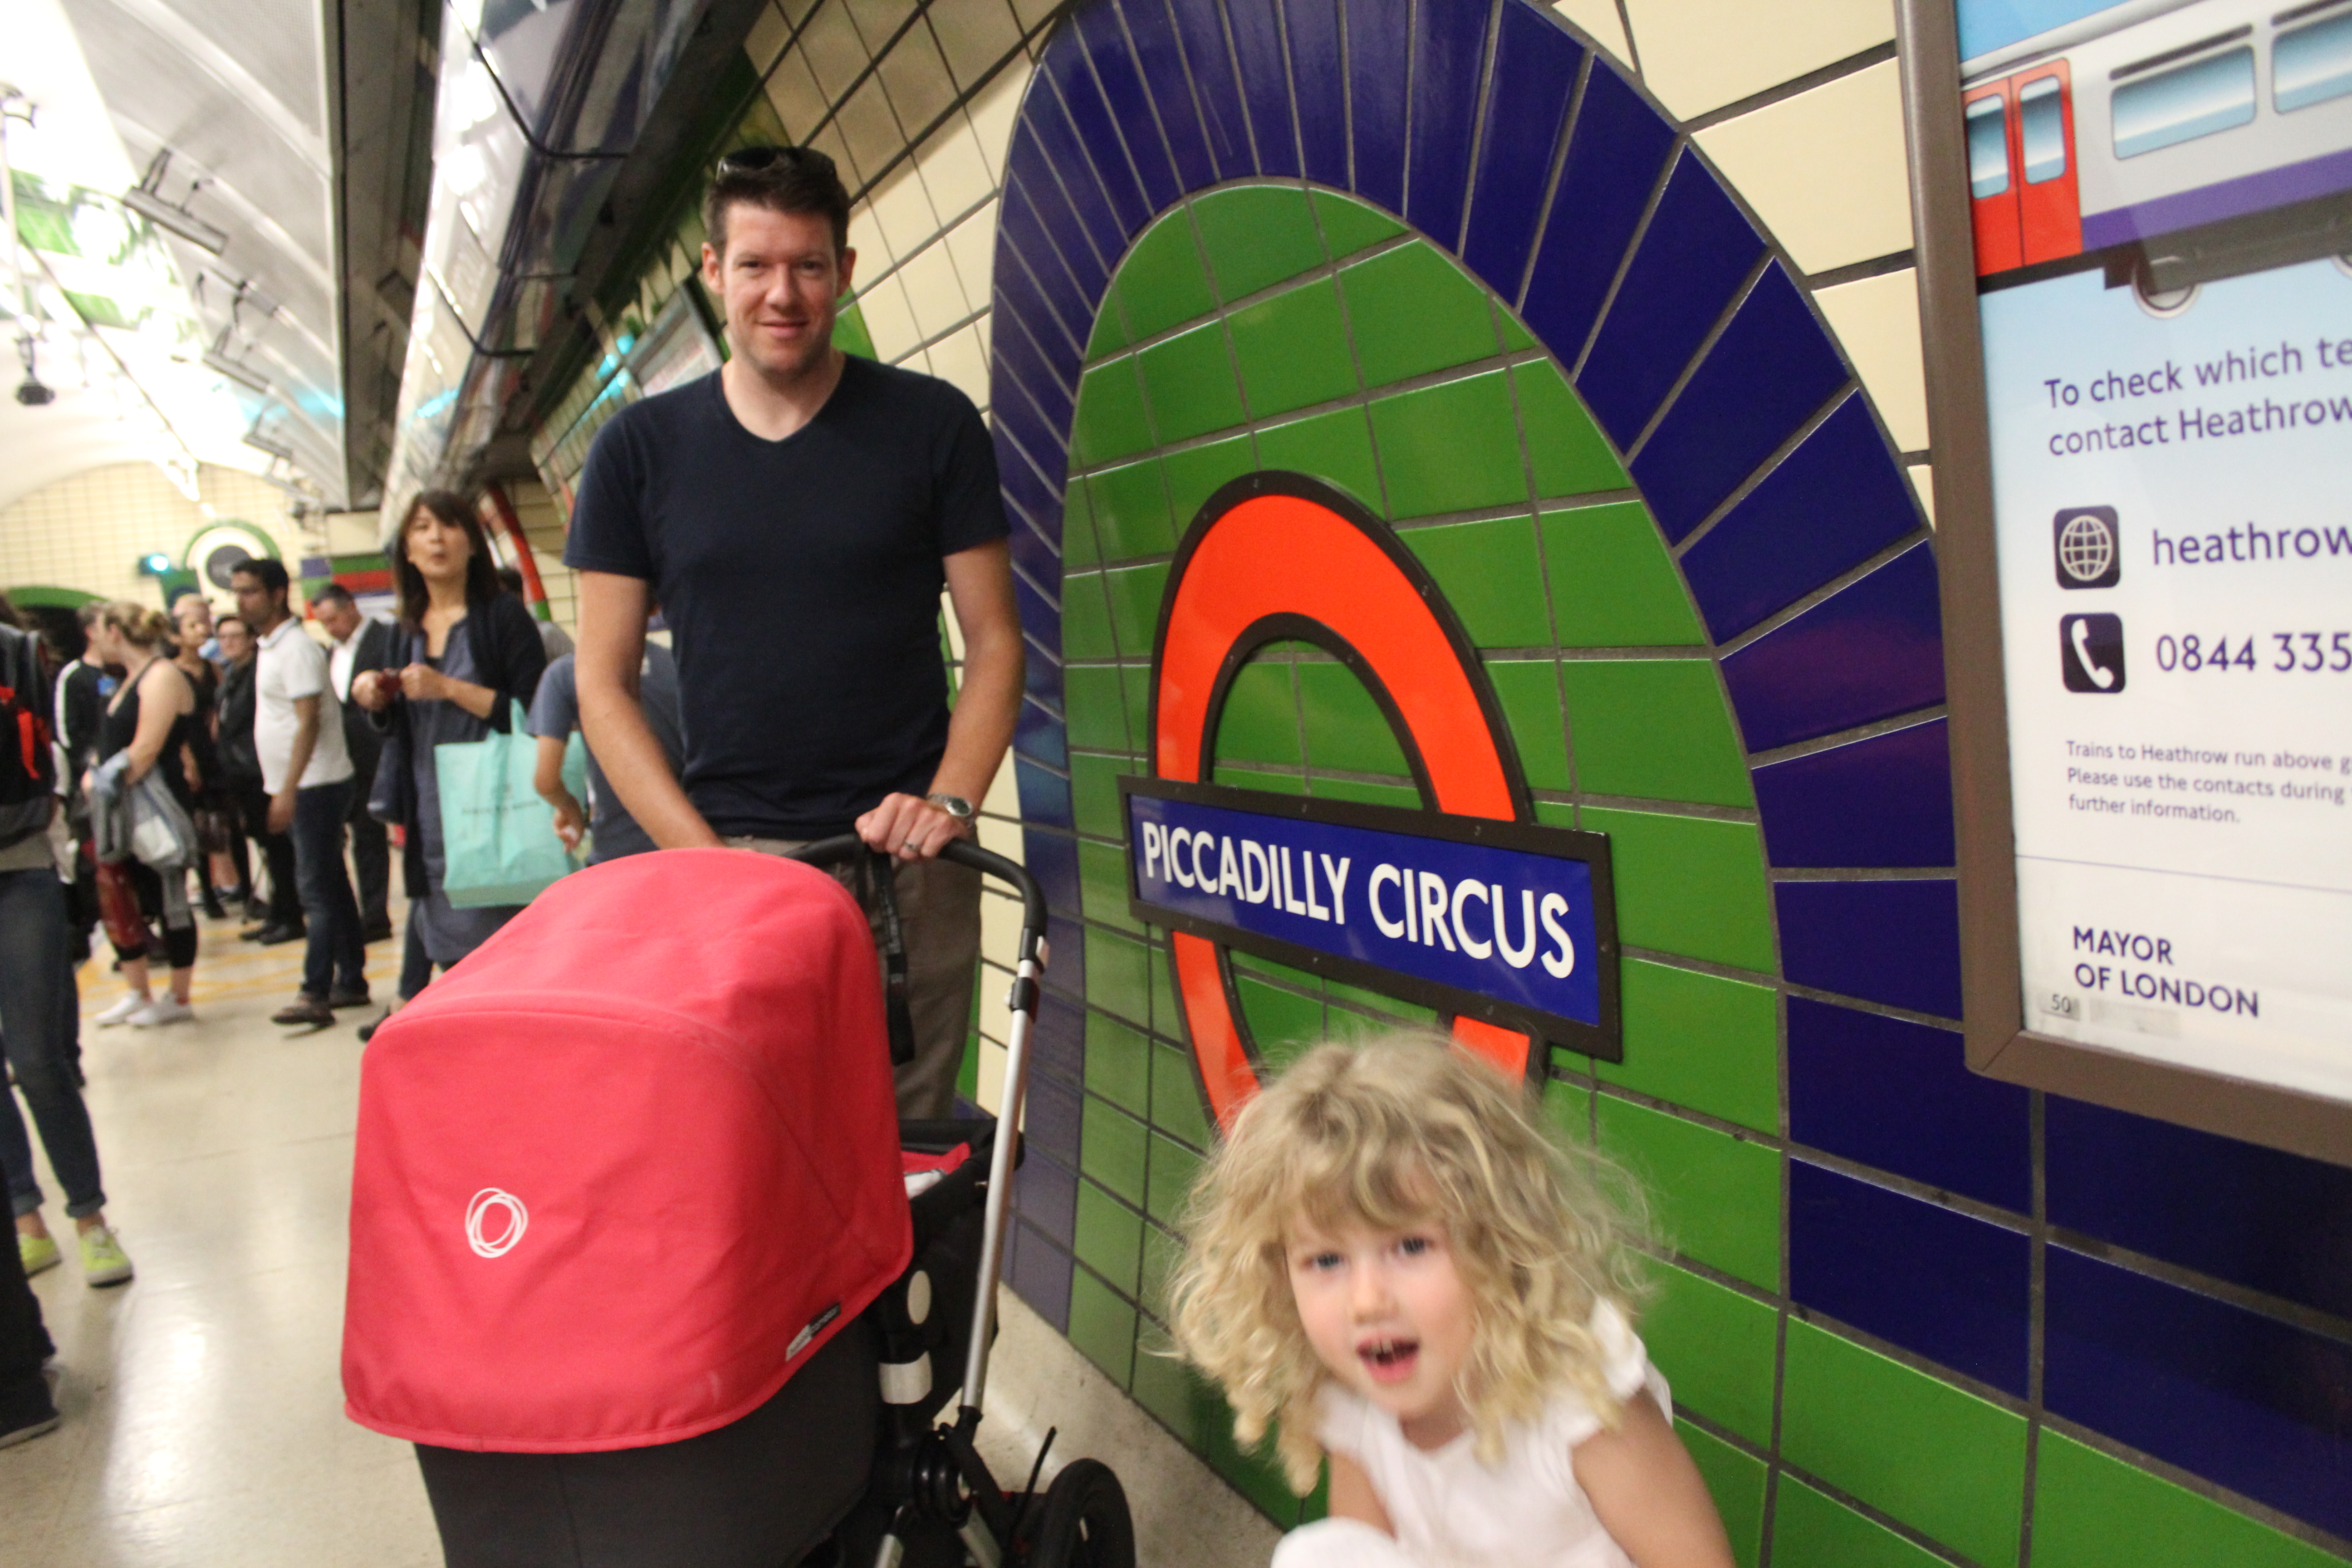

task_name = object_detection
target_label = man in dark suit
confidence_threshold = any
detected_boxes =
[313,586,395,942]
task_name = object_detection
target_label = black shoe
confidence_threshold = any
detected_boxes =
[272,995,334,1029]
[200,890,228,921]
[255,922,306,946]
[0,1376,59,1451]
[362,918,394,944]
[239,923,269,942]
[327,986,372,1009]
[357,1006,393,1043]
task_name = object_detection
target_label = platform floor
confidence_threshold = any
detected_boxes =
[4,899,1279,1567]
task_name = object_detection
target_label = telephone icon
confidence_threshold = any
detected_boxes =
[2060,614,2125,693]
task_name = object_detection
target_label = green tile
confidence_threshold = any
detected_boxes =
[1213,763,1305,794]
[1780,1318,2028,1568]
[1088,928,1153,1025]
[1080,839,1142,933]
[1139,1220,1183,1320]
[1235,974,1325,1070]
[1560,660,1754,808]
[1084,293,1131,361]
[1085,1009,1151,1115]
[1485,658,1571,792]
[1598,960,1779,1134]
[1230,279,1357,418]
[1571,805,1776,974]
[1543,1074,1592,1142]
[1130,1326,1206,1442]
[1312,189,1407,258]
[1074,1178,1145,1296]
[1139,320,1246,445]
[1090,458,1175,564]
[1679,1422,1767,1568]
[1062,477,1101,569]
[1212,659,1301,768]
[1772,1477,1945,1568]
[836,296,878,360]
[1149,941,1181,1036]
[1370,370,1527,519]
[1256,407,1383,514]
[1342,242,1502,389]
[1063,665,1133,753]
[1514,359,1629,498]
[2031,1431,2342,1568]
[1120,662,1153,749]
[1541,501,1706,647]
[1152,1041,1213,1149]
[1324,974,1437,1024]
[1132,1352,1303,1525]
[1597,1097,1780,1289]
[1308,775,1423,811]
[1060,569,1118,661]
[1068,1264,1139,1387]
[1075,358,1154,467]
[1147,1130,1202,1225]
[1193,185,1325,302]
[1162,432,1259,534]
[1497,305,1537,353]
[1102,562,1171,656]
[1070,752,1129,841]
[1113,210,1216,342]
[1400,515,1551,647]
[1082,1096,1148,1206]
[1297,662,1413,777]
[1643,1262,1778,1446]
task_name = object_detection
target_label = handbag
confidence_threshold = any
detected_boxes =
[126,770,199,872]
[433,701,584,909]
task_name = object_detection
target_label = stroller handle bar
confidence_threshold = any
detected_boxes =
[780,832,1047,1418]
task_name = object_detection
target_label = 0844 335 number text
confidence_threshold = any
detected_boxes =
[2152,632,2352,673]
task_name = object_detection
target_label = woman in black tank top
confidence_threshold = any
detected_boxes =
[85,603,201,1025]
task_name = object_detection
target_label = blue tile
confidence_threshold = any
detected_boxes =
[1020,820,1084,912]
[1631,265,1848,543]
[1755,720,1955,869]
[1720,544,1946,752]
[1791,1159,2031,1396]
[2047,1097,2352,1322]
[2045,1245,2352,1541]
[1009,520,1063,604]
[1576,152,1763,447]
[990,386,1070,508]
[1118,0,1218,190]
[1026,1078,1083,1171]
[1681,399,1924,642]
[995,317,1077,430]
[1347,0,1411,213]
[1029,69,1145,258]
[1073,4,1181,214]
[1022,637,1066,712]
[1788,997,2030,1213]
[994,199,1093,357]
[1004,147,1112,305]
[1035,989,1089,1086]
[1016,711,1075,794]
[1776,879,1962,1019]
[1283,0,1350,186]
[1011,566,1063,666]
[1461,4,1583,299]
[1226,0,1301,177]
[1405,0,1489,248]
[1045,913,1088,985]
[1521,61,1674,346]
[1166,0,1254,179]
[1009,1218,1074,1331]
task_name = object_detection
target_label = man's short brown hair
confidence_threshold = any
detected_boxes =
[703,145,852,259]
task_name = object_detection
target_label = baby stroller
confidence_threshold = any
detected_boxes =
[343,840,1134,1568]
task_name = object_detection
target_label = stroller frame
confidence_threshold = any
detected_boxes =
[790,836,1129,1568]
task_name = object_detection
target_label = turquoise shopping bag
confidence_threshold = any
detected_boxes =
[435,702,587,909]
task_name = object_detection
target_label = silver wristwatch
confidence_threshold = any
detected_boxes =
[926,793,975,821]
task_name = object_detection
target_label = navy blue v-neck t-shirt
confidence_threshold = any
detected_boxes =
[563,358,1008,838]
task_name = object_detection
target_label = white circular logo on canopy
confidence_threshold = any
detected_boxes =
[465,1189,529,1258]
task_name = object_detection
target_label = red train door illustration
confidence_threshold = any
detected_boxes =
[1966,82,2023,275]
[2013,62,2083,265]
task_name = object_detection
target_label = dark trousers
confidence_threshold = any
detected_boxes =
[234,780,301,927]
[347,757,388,930]
[0,869,105,1220]
[397,918,435,1002]
[0,1230,53,1420]
[291,780,366,999]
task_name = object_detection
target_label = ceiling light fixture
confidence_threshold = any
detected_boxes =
[121,149,226,255]
[201,324,270,394]
[242,427,295,463]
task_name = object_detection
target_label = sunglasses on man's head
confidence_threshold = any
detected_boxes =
[717,144,834,178]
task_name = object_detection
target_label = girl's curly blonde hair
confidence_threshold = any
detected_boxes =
[1168,1032,1649,1493]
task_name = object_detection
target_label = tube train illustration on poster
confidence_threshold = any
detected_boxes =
[1962,0,2352,302]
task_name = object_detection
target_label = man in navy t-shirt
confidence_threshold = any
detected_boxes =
[565,145,1023,1117]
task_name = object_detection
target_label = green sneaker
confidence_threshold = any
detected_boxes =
[78,1225,132,1287]
[18,1232,59,1278]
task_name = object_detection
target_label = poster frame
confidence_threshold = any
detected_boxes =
[1894,0,2352,1167]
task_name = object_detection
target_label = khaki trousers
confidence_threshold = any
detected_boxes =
[735,838,981,1120]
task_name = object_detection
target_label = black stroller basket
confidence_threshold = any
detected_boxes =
[789,837,1133,1568]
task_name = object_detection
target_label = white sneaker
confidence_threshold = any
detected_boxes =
[127,996,195,1028]
[92,994,148,1027]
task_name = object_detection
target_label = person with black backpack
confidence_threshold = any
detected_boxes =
[0,606,132,1289]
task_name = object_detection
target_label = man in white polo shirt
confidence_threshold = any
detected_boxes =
[232,559,369,1029]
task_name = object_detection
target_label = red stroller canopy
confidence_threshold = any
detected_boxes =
[343,849,911,1452]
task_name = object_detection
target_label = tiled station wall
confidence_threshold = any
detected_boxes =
[966,4,2352,1568]
[0,463,309,608]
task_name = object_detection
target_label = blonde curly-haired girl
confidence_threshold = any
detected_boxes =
[1171,1034,1731,1568]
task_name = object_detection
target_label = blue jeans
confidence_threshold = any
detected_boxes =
[0,868,106,1219]
[292,780,366,999]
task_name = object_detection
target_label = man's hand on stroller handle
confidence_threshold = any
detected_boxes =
[857,792,973,862]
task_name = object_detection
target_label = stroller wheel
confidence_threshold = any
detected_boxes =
[1023,1459,1134,1568]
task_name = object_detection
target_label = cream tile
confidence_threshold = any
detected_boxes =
[878,19,957,139]
[917,112,998,227]
[797,2,871,103]
[858,273,924,361]
[1908,461,1936,526]
[847,0,916,52]
[946,201,1000,313]
[929,0,1023,90]
[871,164,944,262]
[1551,0,1632,68]
[1812,266,1929,451]
[761,46,829,143]
[1623,0,1893,121]
[1691,59,1912,275]
[809,120,862,190]
[968,58,1033,183]
[848,200,894,272]
[928,319,993,409]
[899,237,975,341]
[1010,0,1058,30]
[742,0,791,75]
[837,77,913,187]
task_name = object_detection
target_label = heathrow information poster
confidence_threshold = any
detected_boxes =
[1960,0,2352,1100]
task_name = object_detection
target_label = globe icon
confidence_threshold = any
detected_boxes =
[2058,511,2115,583]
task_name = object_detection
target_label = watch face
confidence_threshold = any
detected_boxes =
[930,794,975,819]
